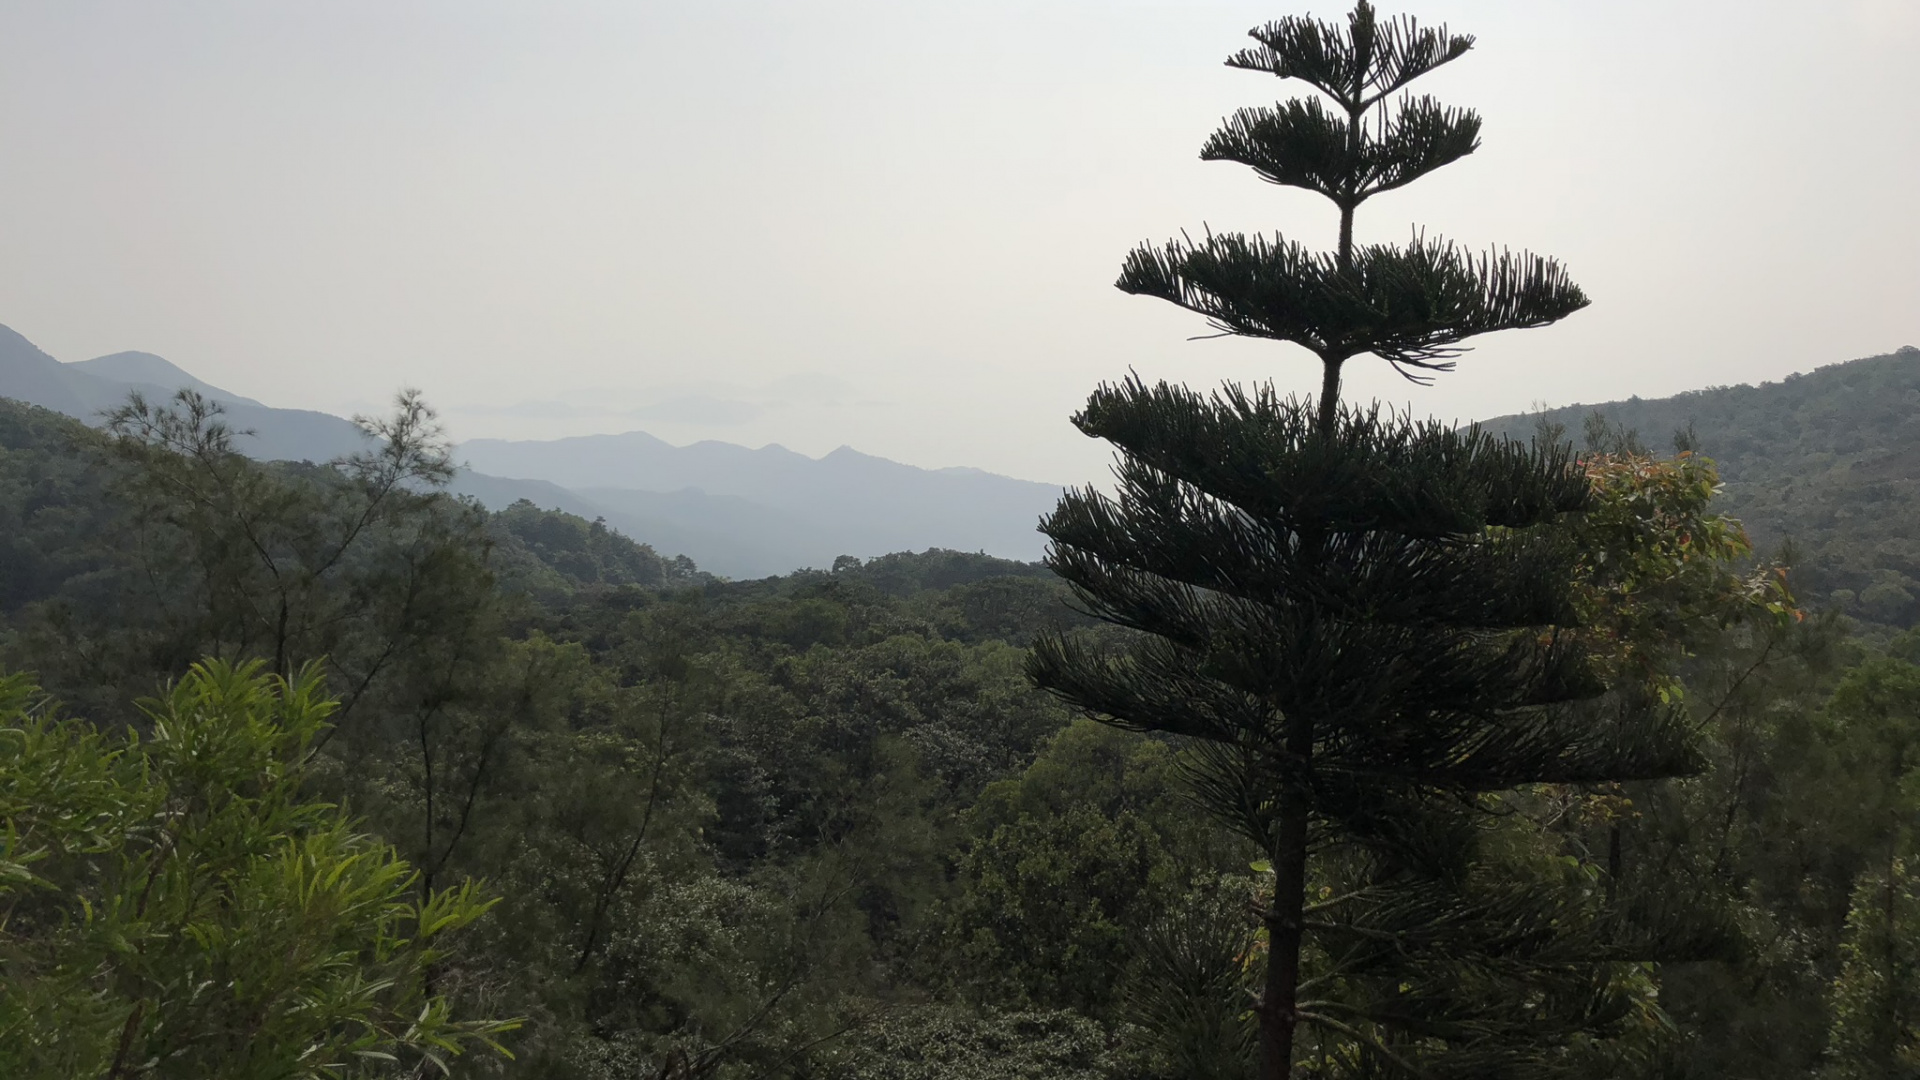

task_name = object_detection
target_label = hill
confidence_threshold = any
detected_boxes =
[0,321,1059,578]
[0,324,667,566]
[68,351,266,407]
[0,323,374,463]
[6,329,1920,1079]
[1483,345,1920,629]
[457,431,1064,578]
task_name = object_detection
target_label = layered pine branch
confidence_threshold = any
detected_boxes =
[1116,0,1587,382]
[1119,232,1588,377]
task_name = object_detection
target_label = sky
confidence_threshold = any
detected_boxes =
[1,0,1916,484]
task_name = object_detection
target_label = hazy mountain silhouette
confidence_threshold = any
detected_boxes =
[69,351,266,408]
[14,319,1920,597]
[0,320,608,523]
[0,322,1058,578]
[0,323,122,418]
[458,431,1062,577]
[573,487,838,579]
[0,324,375,463]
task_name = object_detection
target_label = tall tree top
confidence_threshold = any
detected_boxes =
[1207,0,1484,216]
[1227,2,1474,109]
[1117,1,1586,410]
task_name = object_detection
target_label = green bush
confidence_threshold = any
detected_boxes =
[0,660,514,1079]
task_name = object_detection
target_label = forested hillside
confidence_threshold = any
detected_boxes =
[7,377,1920,1078]
[1486,345,1920,633]
[0,392,1139,1076]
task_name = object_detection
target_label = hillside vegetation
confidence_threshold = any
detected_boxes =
[1486,346,1920,632]
[9,338,1920,1077]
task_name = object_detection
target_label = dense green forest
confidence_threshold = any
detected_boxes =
[1,376,1918,1078]
[1488,345,1920,636]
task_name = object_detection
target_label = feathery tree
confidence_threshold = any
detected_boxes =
[0,661,515,1078]
[1030,4,1704,1076]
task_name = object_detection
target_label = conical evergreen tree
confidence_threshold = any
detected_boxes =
[1030,4,1706,1076]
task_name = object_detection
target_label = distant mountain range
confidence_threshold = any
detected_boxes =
[0,323,1061,578]
[459,432,1061,578]
[12,319,1919,614]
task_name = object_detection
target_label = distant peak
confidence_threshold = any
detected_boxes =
[0,322,57,361]
[687,438,801,457]
[68,350,261,406]
[73,350,197,382]
[460,428,675,451]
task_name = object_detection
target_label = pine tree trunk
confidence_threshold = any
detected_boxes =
[1274,367,1337,1077]
[1318,361,1342,433]
[1606,823,1622,904]
[1260,719,1316,1080]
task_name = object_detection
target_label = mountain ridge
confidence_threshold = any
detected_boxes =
[459,426,1062,577]
[70,351,265,407]
[13,318,1918,595]
[0,322,1060,578]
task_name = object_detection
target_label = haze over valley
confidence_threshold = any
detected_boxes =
[0,321,1060,577]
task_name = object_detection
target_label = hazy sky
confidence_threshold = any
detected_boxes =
[3,1,1916,483]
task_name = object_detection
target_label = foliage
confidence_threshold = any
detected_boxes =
[1120,878,1262,1080]
[948,803,1176,1015]
[833,550,1057,598]
[1807,659,1920,1077]
[0,398,119,616]
[817,1006,1136,1080]
[0,369,1905,1077]
[1569,447,1798,707]
[1493,346,1920,633]
[0,389,500,735]
[0,660,513,1078]
[490,499,703,601]
[1822,859,1920,1079]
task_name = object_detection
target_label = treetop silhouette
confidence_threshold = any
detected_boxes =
[1117,0,1587,404]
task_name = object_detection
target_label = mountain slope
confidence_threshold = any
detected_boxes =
[448,470,611,524]
[0,324,367,461]
[0,322,1059,577]
[458,431,1062,576]
[574,486,852,579]
[69,351,265,407]
[1482,345,1920,629]
[0,323,105,418]
[0,322,621,532]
